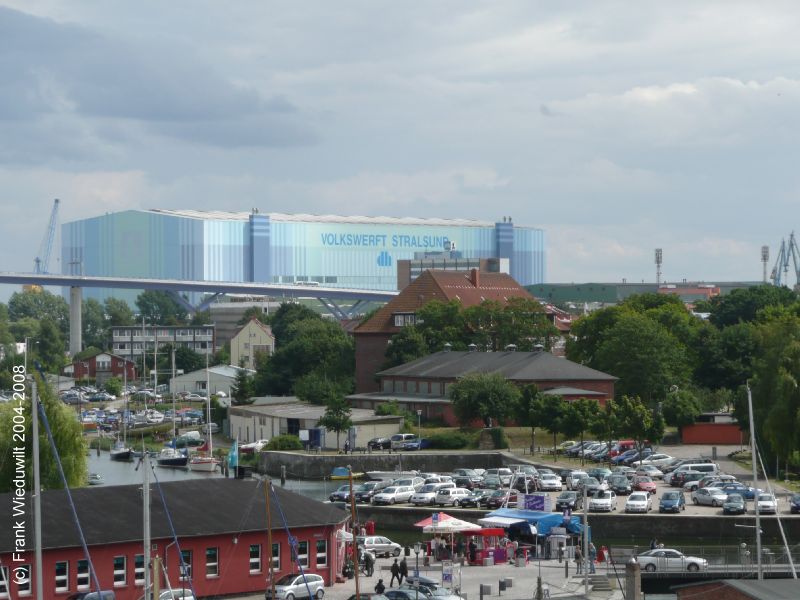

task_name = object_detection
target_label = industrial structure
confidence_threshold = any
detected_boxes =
[61,209,545,303]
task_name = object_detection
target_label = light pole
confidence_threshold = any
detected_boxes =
[416,409,422,442]
[413,542,421,600]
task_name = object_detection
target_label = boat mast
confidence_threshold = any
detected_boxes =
[747,385,762,580]
[171,346,176,440]
[142,451,152,594]
[31,379,43,600]
[123,363,128,447]
[206,352,212,455]
[265,480,276,600]
[348,466,360,600]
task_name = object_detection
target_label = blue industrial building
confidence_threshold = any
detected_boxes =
[62,209,545,301]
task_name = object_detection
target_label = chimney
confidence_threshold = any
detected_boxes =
[469,268,480,288]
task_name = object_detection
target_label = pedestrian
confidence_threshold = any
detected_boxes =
[344,439,351,454]
[375,579,386,594]
[390,558,400,587]
[588,542,597,574]
[399,556,408,584]
[650,538,658,550]
[364,550,375,577]
[575,546,583,574]
[468,538,477,563]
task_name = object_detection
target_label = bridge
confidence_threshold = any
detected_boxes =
[0,271,397,354]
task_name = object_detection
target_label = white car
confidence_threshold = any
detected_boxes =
[484,468,513,486]
[372,485,415,505]
[435,487,472,506]
[625,492,652,513]
[756,493,778,514]
[357,535,403,557]
[632,453,674,468]
[411,483,451,506]
[589,490,617,512]
[637,549,708,573]
[567,471,589,490]
[691,487,728,507]
[265,573,325,599]
[538,473,563,491]
[635,465,664,480]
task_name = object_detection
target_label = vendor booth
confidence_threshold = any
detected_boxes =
[465,528,507,566]
[480,508,587,561]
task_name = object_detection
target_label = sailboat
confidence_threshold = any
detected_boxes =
[110,368,133,461]
[189,354,220,472]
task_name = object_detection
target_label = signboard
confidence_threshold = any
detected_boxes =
[550,527,567,536]
[299,430,309,441]
[432,512,439,526]
[442,560,453,585]
[522,494,552,511]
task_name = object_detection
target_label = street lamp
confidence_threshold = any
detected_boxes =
[413,542,422,600]
[416,410,422,442]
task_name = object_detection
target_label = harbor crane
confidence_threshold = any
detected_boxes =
[770,232,800,289]
[33,198,60,274]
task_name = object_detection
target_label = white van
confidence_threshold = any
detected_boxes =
[391,433,417,450]
[668,463,719,485]
[435,487,472,506]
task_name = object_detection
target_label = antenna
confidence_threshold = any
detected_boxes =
[655,248,663,286]
[761,246,769,283]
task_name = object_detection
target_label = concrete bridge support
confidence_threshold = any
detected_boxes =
[69,286,82,356]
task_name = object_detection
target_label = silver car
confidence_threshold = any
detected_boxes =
[357,535,403,557]
[691,487,728,507]
[637,549,708,573]
[265,573,325,600]
[373,485,415,505]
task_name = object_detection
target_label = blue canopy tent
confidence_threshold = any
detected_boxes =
[481,508,588,538]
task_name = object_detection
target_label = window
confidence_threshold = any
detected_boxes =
[297,541,309,567]
[0,566,8,599]
[134,554,145,586]
[76,559,89,590]
[271,542,280,571]
[244,342,250,349]
[392,313,416,327]
[55,561,69,592]
[179,550,192,581]
[249,544,262,573]
[113,556,126,586]
[316,540,327,567]
[206,547,219,577]
[16,565,30,596]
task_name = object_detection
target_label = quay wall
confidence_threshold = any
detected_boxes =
[259,450,511,479]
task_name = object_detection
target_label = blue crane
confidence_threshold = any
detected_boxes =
[770,232,800,288]
[33,198,60,274]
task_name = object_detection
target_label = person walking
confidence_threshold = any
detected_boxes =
[588,542,597,574]
[375,579,386,594]
[344,439,351,454]
[390,558,401,587]
[650,538,658,550]
[399,556,408,584]
[575,546,583,575]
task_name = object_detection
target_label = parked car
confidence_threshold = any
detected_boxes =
[329,484,351,502]
[373,486,415,505]
[184,393,207,402]
[567,471,589,490]
[392,477,426,492]
[265,573,325,599]
[589,490,617,512]
[200,422,220,434]
[452,468,483,484]
[452,476,476,490]
[669,470,704,488]
[691,487,728,507]
[637,549,708,573]
[435,487,472,507]
[386,590,431,600]
[718,482,761,501]
[631,476,657,495]
[357,535,403,557]
[485,489,518,509]
[481,475,503,490]
[659,490,686,513]
[608,475,632,495]
[625,491,652,513]
[756,493,778,514]
[353,481,390,503]
[512,474,538,492]
[587,467,612,481]
[460,489,493,508]
[633,453,674,468]
[723,493,747,515]
[368,437,392,450]
[635,465,664,480]
[791,493,800,514]
[390,433,418,450]
[538,473,563,491]
[411,483,452,506]
[554,491,583,511]
[403,438,433,451]
[483,468,513,486]
[559,469,574,484]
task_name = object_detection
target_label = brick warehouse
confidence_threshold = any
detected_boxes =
[0,479,348,599]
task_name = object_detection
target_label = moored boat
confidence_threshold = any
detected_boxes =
[188,356,220,473]
[156,447,188,468]
[88,473,104,485]
[331,466,365,480]
[110,440,132,462]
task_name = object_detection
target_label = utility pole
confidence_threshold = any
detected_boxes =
[583,484,589,596]
[31,379,43,600]
[655,249,663,287]
[761,246,769,284]
[746,385,763,580]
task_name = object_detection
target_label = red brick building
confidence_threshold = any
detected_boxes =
[354,269,557,393]
[674,578,800,599]
[348,349,616,426]
[66,351,137,386]
[0,479,348,600]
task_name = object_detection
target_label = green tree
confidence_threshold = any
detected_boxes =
[9,317,40,343]
[317,395,353,450]
[237,306,270,326]
[268,303,321,346]
[615,395,665,457]
[662,388,702,435]
[135,290,188,325]
[709,284,796,328]
[231,364,255,405]
[37,319,66,372]
[449,373,521,427]
[694,322,757,391]
[560,398,600,465]
[383,327,429,369]
[0,374,87,492]
[174,345,205,374]
[416,300,467,352]
[190,310,212,326]
[82,298,107,350]
[104,297,135,327]
[463,297,559,351]
[590,399,621,457]
[104,376,123,397]
[8,290,70,336]
[294,372,348,405]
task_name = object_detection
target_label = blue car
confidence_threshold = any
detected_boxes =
[402,438,433,451]
[659,490,686,513]
[718,483,761,501]
[791,494,800,514]
[611,449,638,465]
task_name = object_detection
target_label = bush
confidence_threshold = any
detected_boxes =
[427,431,472,449]
[488,427,510,450]
[266,435,303,451]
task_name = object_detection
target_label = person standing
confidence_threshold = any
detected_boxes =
[650,538,658,550]
[390,559,400,587]
[344,439,351,454]
[575,546,583,574]
[588,542,597,574]
[399,556,408,584]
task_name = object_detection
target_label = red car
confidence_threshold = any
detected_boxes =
[632,476,657,495]
[485,489,519,509]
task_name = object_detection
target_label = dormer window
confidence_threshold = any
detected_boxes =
[393,312,417,327]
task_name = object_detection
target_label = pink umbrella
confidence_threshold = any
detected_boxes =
[414,512,455,528]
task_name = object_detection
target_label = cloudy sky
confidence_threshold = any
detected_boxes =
[2,1,799,299]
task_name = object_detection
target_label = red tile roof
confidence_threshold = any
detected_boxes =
[355,269,533,334]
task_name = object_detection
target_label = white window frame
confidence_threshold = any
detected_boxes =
[205,547,219,578]
[134,554,145,586]
[272,542,281,571]
[249,544,262,574]
[316,540,328,567]
[0,565,9,599]
[179,550,192,581]
[113,555,126,586]
[16,564,31,596]
[76,559,90,591]
[297,541,309,567]
[55,561,69,593]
